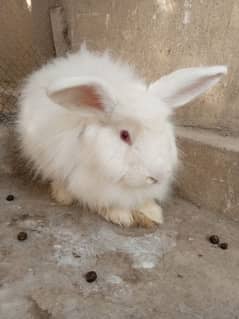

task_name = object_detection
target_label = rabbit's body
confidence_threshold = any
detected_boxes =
[17,46,227,226]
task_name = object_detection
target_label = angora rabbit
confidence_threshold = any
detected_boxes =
[17,46,227,227]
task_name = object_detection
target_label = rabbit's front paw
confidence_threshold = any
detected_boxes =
[133,200,164,227]
[50,181,74,206]
[99,207,134,227]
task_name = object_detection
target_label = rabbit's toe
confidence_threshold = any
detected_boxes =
[51,181,74,206]
[99,208,134,227]
[134,200,163,227]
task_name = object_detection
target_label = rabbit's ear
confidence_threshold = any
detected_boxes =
[47,76,116,112]
[148,66,227,108]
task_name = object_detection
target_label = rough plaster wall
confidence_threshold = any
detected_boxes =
[0,0,58,114]
[0,0,56,78]
[63,0,239,136]
[0,0,35,83]
[31,0,60,60]
[177,127,239,215]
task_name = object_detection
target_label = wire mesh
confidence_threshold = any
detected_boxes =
[0,0,56,125]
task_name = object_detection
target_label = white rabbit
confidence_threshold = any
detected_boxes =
[16,46,227,227]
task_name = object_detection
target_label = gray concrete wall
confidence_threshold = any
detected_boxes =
[0,0,58,113]
[0,0,35,83]
[177,127,239,216]
[0,0,58,83]
[63,0,238,136]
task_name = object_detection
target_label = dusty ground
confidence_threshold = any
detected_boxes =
[0,126,239,319]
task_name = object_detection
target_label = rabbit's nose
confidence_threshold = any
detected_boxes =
[146,176,158,184]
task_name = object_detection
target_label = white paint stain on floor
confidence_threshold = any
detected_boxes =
[52,225,176,269]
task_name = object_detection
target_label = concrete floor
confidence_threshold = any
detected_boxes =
[0,127,239,319]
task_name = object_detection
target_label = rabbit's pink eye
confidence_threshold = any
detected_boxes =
[120,130,131,145]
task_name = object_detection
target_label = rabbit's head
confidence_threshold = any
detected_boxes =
[47,66,227,191]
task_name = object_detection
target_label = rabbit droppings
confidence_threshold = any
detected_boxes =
[16,46,227,227]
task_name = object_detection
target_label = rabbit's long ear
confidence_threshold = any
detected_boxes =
[47,76,116,112]
[148,66,227,108]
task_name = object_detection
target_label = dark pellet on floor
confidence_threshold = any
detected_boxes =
[85,271,97,283]
[17,231,28,241]
[6,194,15,201]
[209,235,220,245]
[219,242,228,250]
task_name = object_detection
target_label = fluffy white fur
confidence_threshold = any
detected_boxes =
[16,46,227,226]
